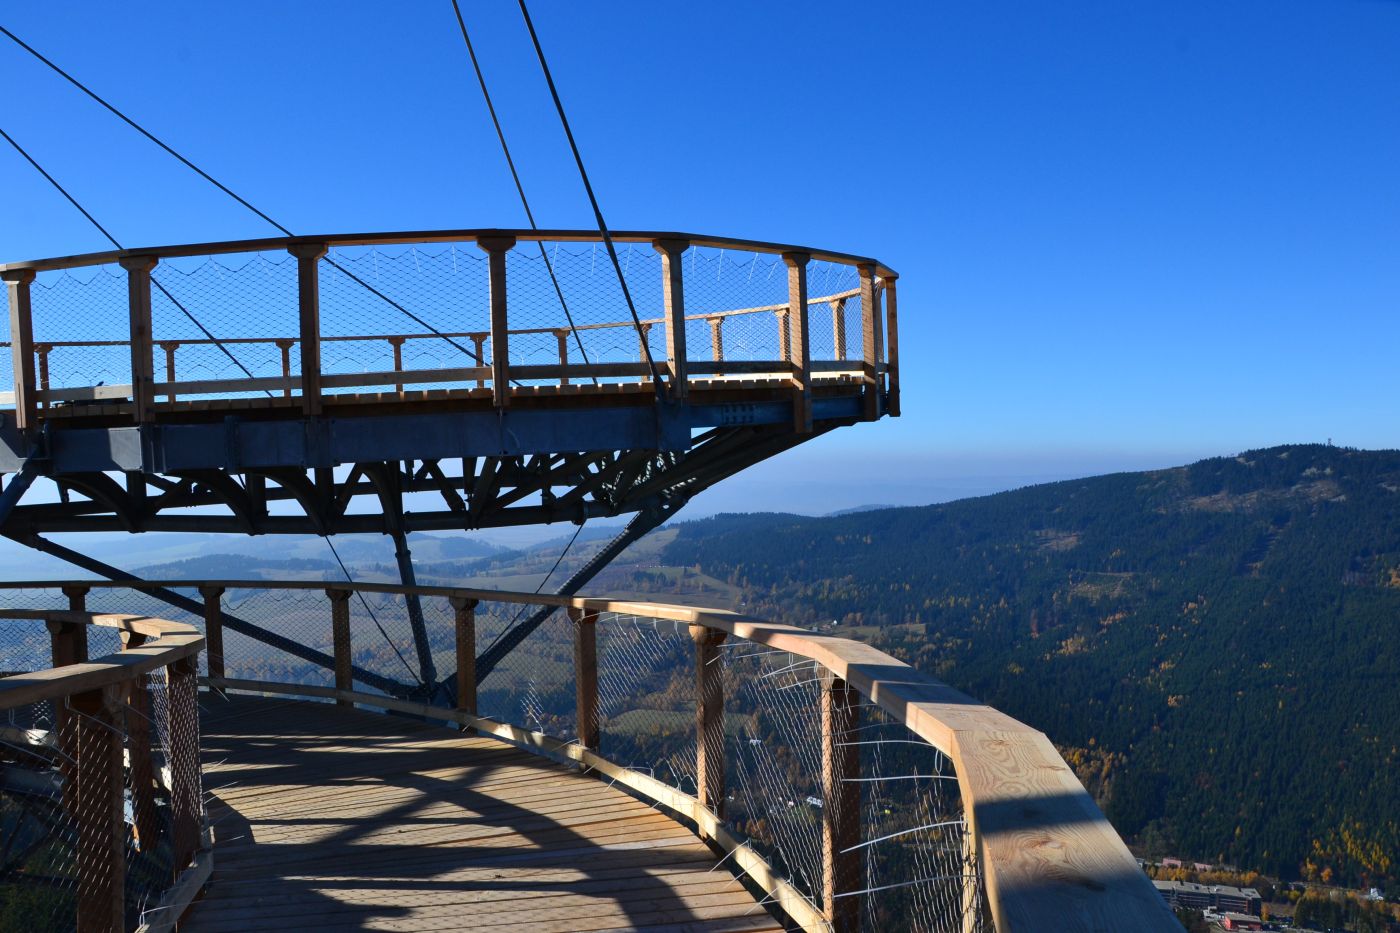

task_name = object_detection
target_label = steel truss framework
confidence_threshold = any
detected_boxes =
[0,393,859,697]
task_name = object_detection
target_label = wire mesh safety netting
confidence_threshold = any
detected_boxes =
[28,263,132,398]
[580,612,989,932]
[4,236,880,411]
[0,619,205,932]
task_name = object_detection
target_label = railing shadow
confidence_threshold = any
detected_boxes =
[190,693,771,932]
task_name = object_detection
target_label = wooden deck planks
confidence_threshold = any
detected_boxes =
[184,695,782,932]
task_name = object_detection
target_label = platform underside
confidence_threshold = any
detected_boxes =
[0,383,865,536]
[188,694,783,933]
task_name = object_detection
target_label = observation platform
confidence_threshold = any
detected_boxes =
[190,695,779,933]
[0,229,900,539]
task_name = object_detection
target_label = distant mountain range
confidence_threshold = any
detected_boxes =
[658,445,1400,888]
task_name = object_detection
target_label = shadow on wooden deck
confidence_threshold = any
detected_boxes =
[179,694,784,933]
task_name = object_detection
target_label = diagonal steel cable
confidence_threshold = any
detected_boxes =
[449,0,597,386]
[515,0,666,399]
[0,123,269,394]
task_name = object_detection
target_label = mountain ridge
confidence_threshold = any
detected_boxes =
[659,444,1400,886]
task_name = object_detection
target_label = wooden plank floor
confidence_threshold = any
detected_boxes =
[183,694,784,933]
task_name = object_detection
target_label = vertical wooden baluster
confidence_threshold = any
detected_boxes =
[471,335,488,388]
[451,596,479,716]
[858,263,883,421]
[167,657,201,877]
[120,255,158,424]
[200,585,225,681]
[388,336,406,399]
[569,607,600,751]
[783,252,813,432]
[62,583,89,615]
[49,609,88,668]
[690,624,727,822]
[275,338,295,399]
[777,309,792,362]
[637,323,653,384]
[35,343,50,412]
[48,611,88,776]
[653,238,688,398]
[477,236,516,408]
[327,588,352,705]
[708,317,724,364]
[67,682,126,933]
[160,341,179,403]
[121,628,159,853]
[554,329,571,386]
[830,297,848,363]
[2,270,37,429]
[289,242,328,416]
[882,273,900,418]
[821,670,862,932]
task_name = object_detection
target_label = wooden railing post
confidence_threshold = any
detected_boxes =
[120,628,160,851]
[326,588,352,705]
[470,334,488,388]
[158,341,181,403]
[36,343,51,412]
[653,238,689,398]
[776,310,792,361]
[66,683,126,933]
[289,242,328,416]
[120,255,158,423]
[200,585,225,680]
[450,596,479,716]
[388,335,406,398]
[830,297,848,361]
[858,263,883,421]
[569,607,600,750]
[477,236,516,408]
[881,273,900,418]
[275,338,296,399]
[167,657,201,876]
[553,329,571,386]
[821,670,862,932]
[707,316,724,363]
[62,583,90,614]
[2,269,37,429]
[783,252,813,432]
[48,611,88,668]
[690,624,726,819]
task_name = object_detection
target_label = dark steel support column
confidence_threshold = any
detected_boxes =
[392,530,437,693]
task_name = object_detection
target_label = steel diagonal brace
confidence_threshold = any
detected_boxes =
[0,458,42,528]
[5,532,411,697]
[468,494,688,688]
[363,462,437,689]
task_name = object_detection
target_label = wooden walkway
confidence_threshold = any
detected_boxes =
[184,695,783,933]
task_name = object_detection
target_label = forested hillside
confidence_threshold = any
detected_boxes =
[661,445,1400,887]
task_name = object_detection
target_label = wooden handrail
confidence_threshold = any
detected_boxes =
[0,229,897,279]
[0,607,209,933]
[0,580,1174,931]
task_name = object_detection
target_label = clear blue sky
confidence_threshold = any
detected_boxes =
[1,1,1396,513]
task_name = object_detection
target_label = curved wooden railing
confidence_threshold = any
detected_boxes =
[0,608,208,932]
[0,229,901,430]
[0,581,1173,932]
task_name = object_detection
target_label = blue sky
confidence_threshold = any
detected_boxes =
[0,1,1396,514]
